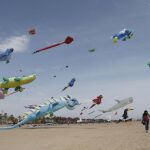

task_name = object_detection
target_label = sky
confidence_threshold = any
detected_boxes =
[0,0,150,119]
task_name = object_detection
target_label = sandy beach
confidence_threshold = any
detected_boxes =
[0,122,150,150]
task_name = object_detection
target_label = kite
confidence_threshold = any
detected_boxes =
[80,107,88,116]
[24,105,38,109]
[88,111,95,115]
[28,28,36,35]
[62,78,76,91]
[0,96,79,130]
[18,69,22,72]
[33,36,74,54]
[88,49,95,52]
[50,75,56,79]
[147,61,150,67]
[0,74,36,94]
[0,48,14,64]
[80,106,88,115]
[80,112,83,115]
[95,114,102,118]
[60,65,69,71]
[81,106,88,112]
[114,112,118,115]
[99,97,133,113]
[89,95,103,109]
[112,29,133,43]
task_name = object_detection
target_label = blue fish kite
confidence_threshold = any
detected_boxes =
[62,78,76,91]
[112,29,133,43]
[0,48,14,64]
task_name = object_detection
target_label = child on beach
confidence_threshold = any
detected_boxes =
[142,110,149,133]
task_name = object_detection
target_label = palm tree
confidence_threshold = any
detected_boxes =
[0,114,2,124]
[3,113,8,124]
[8,114,15,124]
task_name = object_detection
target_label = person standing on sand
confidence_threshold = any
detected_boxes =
[142,110,149,133]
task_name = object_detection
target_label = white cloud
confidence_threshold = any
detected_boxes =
[0,35,30,52]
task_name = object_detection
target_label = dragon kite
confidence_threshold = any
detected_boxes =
[0,95,79,130]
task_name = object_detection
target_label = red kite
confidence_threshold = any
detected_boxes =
[89,95,103,109]
[28,28,36,35]
[33,36,74,54]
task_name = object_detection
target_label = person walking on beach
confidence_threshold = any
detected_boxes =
[142,110,149,133]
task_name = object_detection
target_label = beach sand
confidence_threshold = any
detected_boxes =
[0,122,150,150]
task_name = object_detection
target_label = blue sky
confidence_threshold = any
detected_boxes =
[0,0,150,119]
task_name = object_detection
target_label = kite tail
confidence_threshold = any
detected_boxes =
[0,118,29,131]
[89,104,96,109]
[62,85,69,91]
[0,124,18,130]
[88,111,95,115]
[33,42,65,54]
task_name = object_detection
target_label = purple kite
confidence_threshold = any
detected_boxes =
[62,78,76,91]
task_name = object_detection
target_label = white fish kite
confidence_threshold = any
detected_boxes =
[99,97,133,113]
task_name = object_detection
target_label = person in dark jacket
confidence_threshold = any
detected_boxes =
[122,108,128,120]
[142,110,149,133]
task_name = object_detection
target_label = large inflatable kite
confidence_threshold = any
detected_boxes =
[99,97,133,113]
[33,36,73,54]
[0,48,14,64]
[112,29,133,43]
[0,96,79,130]
[0,74,36,94]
